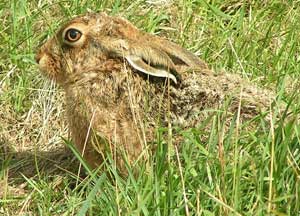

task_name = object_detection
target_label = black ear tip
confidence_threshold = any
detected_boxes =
[176,73,182,83]
[171,69,182,85]
[166,73,181,86]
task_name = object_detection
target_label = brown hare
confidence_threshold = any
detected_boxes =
[36,12,274,171]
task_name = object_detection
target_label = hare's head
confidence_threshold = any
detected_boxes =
[36,12,207,85]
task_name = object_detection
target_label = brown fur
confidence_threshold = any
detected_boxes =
[36,12,274,172]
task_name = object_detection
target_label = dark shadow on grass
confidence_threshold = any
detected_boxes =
[0,138,82,185]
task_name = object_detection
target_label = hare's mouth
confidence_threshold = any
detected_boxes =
[35,50,51,74]
[35,50,43,64]
[35,54,48,72]
[35,53,56,78]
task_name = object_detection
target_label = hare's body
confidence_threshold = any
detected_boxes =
[36,13,273,170]
[63,66,271,169]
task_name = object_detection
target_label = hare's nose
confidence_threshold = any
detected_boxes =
[35,52,42,64]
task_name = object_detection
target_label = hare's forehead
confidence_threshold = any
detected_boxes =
[60,15,107,34]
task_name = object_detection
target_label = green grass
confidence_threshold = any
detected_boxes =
[1,0,300,215]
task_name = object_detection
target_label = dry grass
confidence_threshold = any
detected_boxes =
[1,1,300,215]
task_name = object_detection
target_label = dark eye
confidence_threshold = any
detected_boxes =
[65,28,82,42]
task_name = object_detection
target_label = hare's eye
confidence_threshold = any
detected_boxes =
[65,29,82,42]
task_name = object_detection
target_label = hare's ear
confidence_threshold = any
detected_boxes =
[104,38,179,83]
[125,55,177,84]
[150,36,208,69]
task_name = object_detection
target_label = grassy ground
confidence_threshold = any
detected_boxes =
[1,0,300,215]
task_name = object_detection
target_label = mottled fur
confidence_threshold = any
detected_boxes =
[36,12,274,171]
